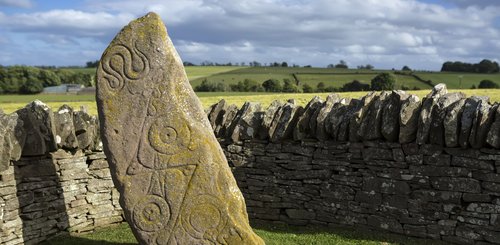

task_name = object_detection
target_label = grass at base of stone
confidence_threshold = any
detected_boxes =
[41,222,448,245]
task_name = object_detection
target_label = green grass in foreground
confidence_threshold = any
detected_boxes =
[1,89,499,115]
[42,222,447,245]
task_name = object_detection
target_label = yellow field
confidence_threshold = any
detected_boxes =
[1,89,498,116]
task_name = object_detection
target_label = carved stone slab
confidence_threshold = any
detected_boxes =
[96,12,263,245]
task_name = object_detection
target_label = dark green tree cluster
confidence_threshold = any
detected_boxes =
[85,60,99,68]
[441,59,499,73]
[478,79,499,89]
[371,72,396,91]
[0,66,93,94]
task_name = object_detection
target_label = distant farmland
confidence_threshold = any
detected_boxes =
[189,66,500,89]
[58,66,500,90]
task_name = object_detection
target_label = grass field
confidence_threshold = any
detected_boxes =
[1,89,498,116]
[41,222,447,245]
[58,66,500,90]
[59,66,244,81]
[190,66,500,90]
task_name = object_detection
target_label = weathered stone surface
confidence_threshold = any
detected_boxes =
[429,92,465,146]
[294,96,322,140]
[270,101,302,142]
[444,98,466,147]
[17,100,56,156]
[399,95,421,143]
[73,110,97,150]
[416,83,447,145]
[315,94,340,141]
[469,99,495,148]
[349,92,377,142]
[0,112,25,171]
[339,98,359,142]
[459,96,483,148]
[53,104,78,149]
[207,99,227,131]
[325,98,350,141]
[217,104,238,138]
[381,91,408,142]
[259,100,282,140]
[230,102,262,142]
[487,104,500,148]
[96,12,263,244]
[360,91,390,141]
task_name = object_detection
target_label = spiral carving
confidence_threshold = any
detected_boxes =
[100,42,150,91]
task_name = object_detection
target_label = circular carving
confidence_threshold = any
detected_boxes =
[181,195,227,238]
[132,195,170,232]
[148,116,191,155]
[99,43,150,92]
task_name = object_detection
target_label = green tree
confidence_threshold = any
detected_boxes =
[262,79,283,92]
[335,60,348,69]
[478,79,499,88]
[302,84,314,93]
[342,80,370,91]
[371,73,395,91]
[402,65,411,71]
[316,82,326,92]
[19,79,43,94]
[283,79,302,93]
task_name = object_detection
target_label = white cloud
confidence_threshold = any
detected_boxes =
[0,0,499,69]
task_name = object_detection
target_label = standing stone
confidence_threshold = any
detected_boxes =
[429,92,465,146]
[416,83,447,145]
[443,98,466,147]
[96,13,263,245]
[399,95,421,144]
[486,105,500,148]
[315,94,340,141]
[381,91,408,142]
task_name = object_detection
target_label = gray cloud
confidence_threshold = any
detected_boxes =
[0,0,499,69]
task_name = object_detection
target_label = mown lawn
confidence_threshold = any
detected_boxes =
[41,222,447,245]
[1,89,499,115]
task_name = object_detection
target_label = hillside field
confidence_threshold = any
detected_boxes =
[57,66,500,90]
[189,66,500,90]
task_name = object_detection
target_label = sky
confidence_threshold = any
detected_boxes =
[0,0,499,70]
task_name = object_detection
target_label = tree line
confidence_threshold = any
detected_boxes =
[0,66,93,94]
[441,59,499,73]
[195,73,396,93]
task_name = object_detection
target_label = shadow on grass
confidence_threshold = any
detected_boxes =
[252,221,449,245]
[42,236,137,245]
[40,223,138,245]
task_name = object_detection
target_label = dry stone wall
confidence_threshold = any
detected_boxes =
[0,84,500,244]
[0,101,123,245]
[208,84,500,245]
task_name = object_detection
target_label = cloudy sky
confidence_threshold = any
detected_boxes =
[0,0,499,70]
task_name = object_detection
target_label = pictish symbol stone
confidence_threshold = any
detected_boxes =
[96,12,263,245]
